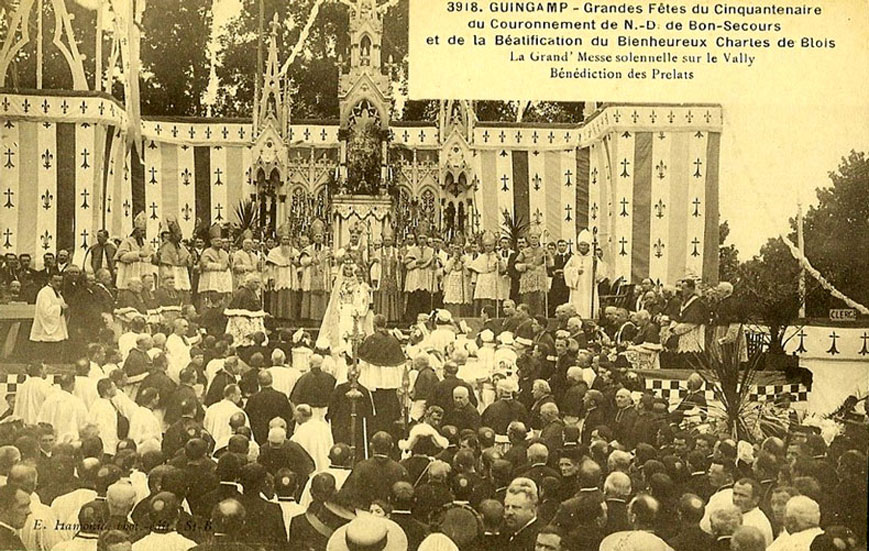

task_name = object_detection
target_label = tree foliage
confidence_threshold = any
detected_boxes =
[718,220,739,283]
[799,150,869,315]
[140,0,213,117]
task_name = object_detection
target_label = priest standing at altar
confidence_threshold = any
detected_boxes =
[370,227,402,322]
[300,219,332,321]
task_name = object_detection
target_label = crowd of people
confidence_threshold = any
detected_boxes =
[0,221,866,551]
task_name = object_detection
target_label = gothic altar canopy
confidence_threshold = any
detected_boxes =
[0,0,723,285]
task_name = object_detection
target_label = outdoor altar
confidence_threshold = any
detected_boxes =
[331,194,393,250]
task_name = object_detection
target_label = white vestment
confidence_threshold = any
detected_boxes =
[204,399,248,449]
[30,286,68,342]
[37,389,88,442]
[13,376,52,424]
[564,252,594,318]
[267,365,300,398]
[298,466,352,508]
[291,419,334,472]
[165,333,191,384]
[21,493,62,551]
[128,406,162,448]
[50,488,97,539]
[88,397,119,456]
[73,376,99,410]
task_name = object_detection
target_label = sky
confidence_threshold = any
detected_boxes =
[210,0,868,260]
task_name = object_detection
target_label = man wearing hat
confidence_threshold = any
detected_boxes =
[156,216,192,296]
[514,229,549,316]
[199,225,233,311]
[231,231,261,290]
[355,315,404,436]
[370,226,402,322]
[291,472,354,550]
[403,233,436,322]
[326,513,407,551]
[469,231,502,312]
[115,212,156,290]
[564,230,595,318]
[300,219,332,322]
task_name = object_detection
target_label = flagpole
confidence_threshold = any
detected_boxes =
[797,200,806,319]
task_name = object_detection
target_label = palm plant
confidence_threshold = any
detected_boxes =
[687,330,786,441]
[230,198,259,245]
[500,209,529,249]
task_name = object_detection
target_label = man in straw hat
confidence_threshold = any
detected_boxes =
[300,219,332,321]
[326,513,407,551]
[114,211,156,290]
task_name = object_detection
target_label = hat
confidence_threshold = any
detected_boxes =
[133,211,146,232]
[277,223,291,238]
[480,230,496,247]
[577,229,591,245]
[209,223,223,240]
[497,331,514,346]
[382,225,394,240]
[554,329,570,340]
[310,219,326,236]
[326,514,408,551]
[292,329,306,344]
[436,310,452,324]
[349,221,363,236]
[479,329,494,343]
[242,229,254,241]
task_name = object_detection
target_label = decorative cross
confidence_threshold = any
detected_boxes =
[42,149,54,170]
[695,131,704,139]
[690,238,700,257]
[795,329,808,353]
[80,188,90,209]
[531,131,538,144]
[591,167,598,185]
[155,124,162,136]
[667,111,675,123]
[3,188,13,208]
[41,189,53,210]
[692,197,702,217]
[214,203,224,221]
[3,148,14,168]
[564,169,573,187]
[1,97,9,111]
[41,99,50,113]
[22,98,31,113]
[304,128,311,140]
[2,228,11,249]
[500,174,510,192]
[181,168,192,186]
[859,332,869,356]
[188,126,196,139]
[533,208,543,225]
[693,158,703,178]
[658,131,666,140]
[564,131,571,141]
[122,200,131,217]
[171,126,179,138]
[42,121,52,129]
[564,204,572,222]
[321,128,328,141]
[181,144,189,151]
[402,130,410,142]
[649,110,657,123]
[98,101,105,115]
[498,131,506,143]
[150,237,160,250]
[654,199,666,219]
[619,197,630,217]
[653,238,665,258]
[80,229,89,250]
[149,166,158,185]
[204,127,212,139]
[532,173,542,191]
[80,100,88,114]
[613,110,621,123]
[106,195,112,213]
[482,130,489,143]
[181,203,192,221]
[620,158,630,178]
[826,331,840,355]
[618,237,628,256]
[40,230,52,250]
[80,148,91,169]
[590,202,599,220]
[214,167,223,185]
[631,110,639,123]
[238,127,246,139]
[685,111,694,123]
[704,110,713,123]
[656,159,667,179]
[547,131,555,144]
[149,202,159,220]
[419,130,426,142]
[221,126,229,139]
[515,130,522,142]
[499,150,508,157]
[60,100,69,114]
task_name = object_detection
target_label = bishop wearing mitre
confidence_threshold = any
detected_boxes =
[564,230,595,318]
[114,212,156,290]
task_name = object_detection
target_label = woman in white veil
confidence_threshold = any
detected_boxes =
[317,257,373,380]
